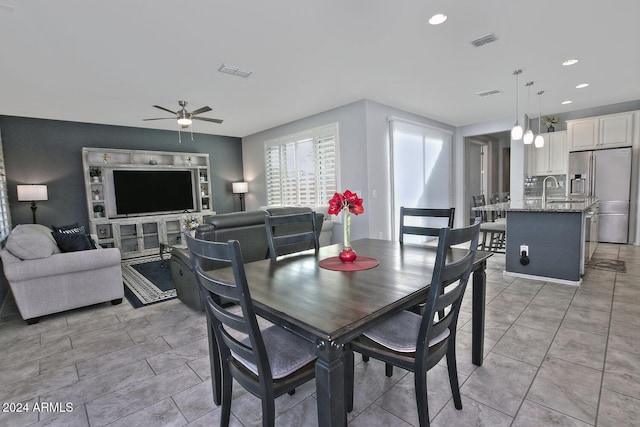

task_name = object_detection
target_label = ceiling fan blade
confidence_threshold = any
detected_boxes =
[152,105,177,115]
[190,106,212,116]
[143,117,175,121]
[193,117,224,124]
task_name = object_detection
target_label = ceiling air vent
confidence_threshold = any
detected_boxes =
[476,89,502,98]
[471,33,498,47]
[218,64,252,78]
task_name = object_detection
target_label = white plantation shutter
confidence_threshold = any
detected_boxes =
[265,124,338,207]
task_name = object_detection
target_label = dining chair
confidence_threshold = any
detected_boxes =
[185,234,318,427]
[264,211,319,260]
[397,206,456,318]
[472,194,506,252]
[347,219,481,427]
[399,207,455,245]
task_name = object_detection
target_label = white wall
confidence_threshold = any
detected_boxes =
[242,100,369,243]
[241,99,454,243]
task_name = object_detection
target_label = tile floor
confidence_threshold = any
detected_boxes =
[1,243,640,426]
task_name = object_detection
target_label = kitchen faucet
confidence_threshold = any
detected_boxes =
[542,176,560,206]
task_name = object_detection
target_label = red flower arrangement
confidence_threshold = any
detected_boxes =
[328,190,364,262]
[328,190,364,216]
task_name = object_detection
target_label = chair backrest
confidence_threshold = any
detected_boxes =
[416,218,481,362]
[264,212,319,260]
[471,194,489,222]
[184,234,275,385]
[399,207,455,245]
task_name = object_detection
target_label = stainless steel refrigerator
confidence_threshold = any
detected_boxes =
[568,147,632,243]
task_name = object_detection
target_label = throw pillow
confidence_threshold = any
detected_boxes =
[51,223,85,234]
[51,231,93,253]
[5,233,57,259]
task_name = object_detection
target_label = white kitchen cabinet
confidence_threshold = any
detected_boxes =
[600,112,634,147]
[568,118,598,150]
[528,131,567,175]
[568,112,634,151]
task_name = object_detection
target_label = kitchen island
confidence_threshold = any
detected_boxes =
[475,198,599,285]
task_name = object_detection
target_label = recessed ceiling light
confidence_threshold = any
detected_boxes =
[562,59,579,66]
[428,13,447,25]
[561,100,573,105]
[576,83,590,89]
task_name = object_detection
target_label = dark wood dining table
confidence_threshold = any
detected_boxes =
[211,238,492,426]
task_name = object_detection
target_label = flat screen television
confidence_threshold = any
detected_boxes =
[113,170,195,215]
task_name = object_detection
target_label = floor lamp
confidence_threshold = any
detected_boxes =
[232,182,248,212]
[17,184,48,224]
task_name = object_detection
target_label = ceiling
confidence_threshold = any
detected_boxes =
[1,0,638,138]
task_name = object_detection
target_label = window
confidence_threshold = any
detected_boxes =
[265,123,338,207]
[389,118,453,241]
[0,130,12,241]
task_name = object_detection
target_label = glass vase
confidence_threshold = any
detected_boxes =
[339,212,357,263]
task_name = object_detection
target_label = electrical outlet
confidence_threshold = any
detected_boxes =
[520,245,528,256]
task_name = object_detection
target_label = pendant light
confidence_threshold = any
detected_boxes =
[534,91,545,148]
[523,81,534,144]
[510,69,523,140]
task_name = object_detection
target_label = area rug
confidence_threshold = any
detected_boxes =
[122,255,177,308]
[588,258,626,273]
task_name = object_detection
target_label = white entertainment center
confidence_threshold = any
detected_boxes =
[82,147,214,259]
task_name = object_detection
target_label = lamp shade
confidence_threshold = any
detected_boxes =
[232,182,249,194]
[17,185,48,201]
[523,129,534,145]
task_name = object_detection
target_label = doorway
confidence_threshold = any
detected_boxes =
[464,131,511,224]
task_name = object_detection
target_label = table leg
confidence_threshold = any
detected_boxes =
[472,260,487,366]
[315,339,347,427]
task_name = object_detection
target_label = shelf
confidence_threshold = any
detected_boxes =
[83,147,212,259]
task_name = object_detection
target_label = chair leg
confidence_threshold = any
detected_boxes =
[262,393,276,427]
[414,368,430,427]
[220,364,233,427]
[446,340,463,410]
[479,231,488,250]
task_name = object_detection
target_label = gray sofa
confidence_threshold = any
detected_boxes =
[170,207,324,311]
[0,224,123,323]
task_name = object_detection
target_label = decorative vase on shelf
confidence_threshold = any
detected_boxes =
[547,126,555,132]
[339,212,357,263]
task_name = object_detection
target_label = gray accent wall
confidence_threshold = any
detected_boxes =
[0,115,243,229]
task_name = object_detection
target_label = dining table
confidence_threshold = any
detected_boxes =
[209,237,492,426]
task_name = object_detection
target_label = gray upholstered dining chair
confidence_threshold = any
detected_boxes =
[346,219,481,427]
[264,211,319,260]
[399,207,455,245]
[184,234,318,427]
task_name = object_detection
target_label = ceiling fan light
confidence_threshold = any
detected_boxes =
[534,134,544,148]
[177,117,192,126]
[523,129,534,144]
[511,123,523,140]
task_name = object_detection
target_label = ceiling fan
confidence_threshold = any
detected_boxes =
[143,100,223,142]
[143,100,223,128]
